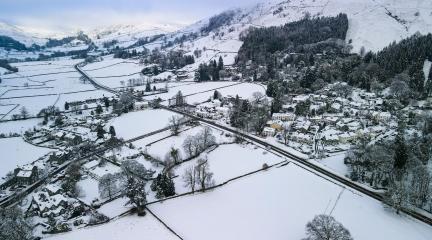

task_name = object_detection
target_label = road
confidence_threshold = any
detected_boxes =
[74,62,432,226]
[158,107,432,226]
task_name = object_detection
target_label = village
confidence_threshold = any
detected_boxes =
[193,81,432,157]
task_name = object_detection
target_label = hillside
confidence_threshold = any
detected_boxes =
[158,0,432,63]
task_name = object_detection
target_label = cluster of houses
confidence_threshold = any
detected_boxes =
[265,83,432,154]
[190,82,431,155]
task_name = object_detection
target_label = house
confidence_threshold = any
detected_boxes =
[134,101,149,111]
[294,119,311,132]
[330,103,342,112]
[14,166,39,185]
[373,112,391,122]
[282,104,296,112]
[43,185,62,196]
[26,192,69,218]
[266,120,284,131]
[292,95,309,103]
[176,74,189,81]
[290,132,313,144]
[338,132,356,143]
[262,127,276,137]
[272,113,296,121]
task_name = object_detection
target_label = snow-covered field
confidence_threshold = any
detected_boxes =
[149,163,432,240]
[143,81,247,104]
[0,137,53,180]
[46,214,178,240]
[0,59,110,119]
[77,177,100,205]
[186,82,265,104]
[145,125,231,161]
[171,143,282,193]
[0,118,42,135]
[97,197,130,219]
[313,152,350,177]
[108,109,180,139]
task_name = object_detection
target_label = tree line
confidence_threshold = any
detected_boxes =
[345,116,432,213]
[195,57,224,82]
[237,13,349,66]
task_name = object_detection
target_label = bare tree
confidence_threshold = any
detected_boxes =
[198,127,216,151]
[19,107,29,119]
[332,83,352,98]
[384,179,410,214]
[99,173,120,200]
[409,164,431,208]
[169,147,182,164]
[183,135,198,157]
[304,214,353,240]
[121,160,154,180]
[251,91,266,104]
[0,207,33,240]
[390,73,411,102]
[183,165,198,192]
[282,122,291,145]
[169,116,181,135]
[196,158,215,191]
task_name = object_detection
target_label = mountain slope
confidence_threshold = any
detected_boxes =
[0,21,47,47]
[161,0,432,62]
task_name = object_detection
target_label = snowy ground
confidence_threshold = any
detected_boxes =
[45,214,178,240]
[171,143,282,194]
[77,177,100,205]
[97,197,130,219]
[149,163,432,240]
[143,81,237,103]
[0,118,42,135]
[108,109,180,140]
[185,82,265,105]
[144,125,231,161]
[0,137,53,180]
[0,59,109,119]
[313,152,350,177]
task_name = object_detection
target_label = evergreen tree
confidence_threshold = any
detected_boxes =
[109,126,116,137]
[125,177,147,216]
[266,81,278,97]
[218,56,224,70]
[213,90,221,100]
[426,67,432,96]
[96,125,106,139]
[150,173,175,199]
[95,105,103,114]
[103,97,110,108]
[393,133,408,171]
[145,81,151,92]
[408,61,425,95]
[271,94,282,114]
[64,101,70,111]
[301,68,317,89]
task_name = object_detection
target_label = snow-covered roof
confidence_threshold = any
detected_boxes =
[16,170,33,178]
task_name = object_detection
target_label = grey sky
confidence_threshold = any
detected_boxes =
[0,0,268,33]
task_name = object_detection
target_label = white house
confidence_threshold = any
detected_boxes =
[262,127,276,137]
[272,112,296,121]
[373,112,391,122]
[292,95,310,103]
[134,101,149,111]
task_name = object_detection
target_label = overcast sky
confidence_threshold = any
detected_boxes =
[0,0,267,33]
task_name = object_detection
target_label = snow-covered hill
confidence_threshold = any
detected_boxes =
[161,0,432,59]
[88,23,182,48]
[0,21,48,47]
[0,0,431,59]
